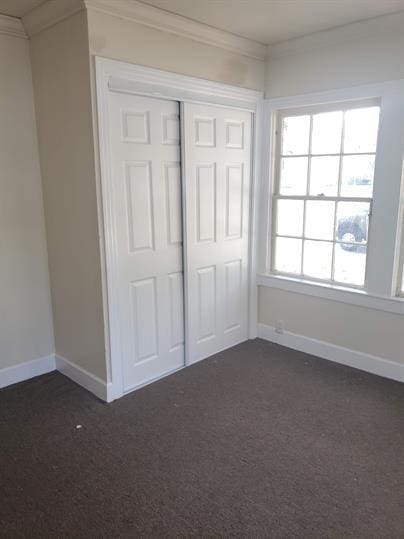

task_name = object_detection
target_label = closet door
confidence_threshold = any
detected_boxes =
[108,93,184,391]
[183,103,252,364]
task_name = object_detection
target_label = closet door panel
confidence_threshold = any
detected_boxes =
[183,103,252,363]
[109,92,184,391]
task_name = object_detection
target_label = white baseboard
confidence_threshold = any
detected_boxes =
[0,354,56,389]
[0,352,112,402]
[258,323,404,383]
[55,354,112,402]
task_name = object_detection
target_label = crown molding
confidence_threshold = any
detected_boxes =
[84,0,267,61]
[0,14,27,39]
[22,0,85,37]
[267,11,404,59]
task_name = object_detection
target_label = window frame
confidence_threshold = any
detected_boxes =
[398,252,404,298]
[270,98,379,289]
[259,79,404,310]
[397,199,404,297]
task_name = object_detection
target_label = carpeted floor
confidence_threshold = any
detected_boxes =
[1,339,404,538]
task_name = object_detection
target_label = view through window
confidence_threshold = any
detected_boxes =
[272,102,380,287]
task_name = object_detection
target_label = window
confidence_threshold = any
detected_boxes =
[271,101,380,288]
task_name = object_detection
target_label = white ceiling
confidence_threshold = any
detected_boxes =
[140,0,404,45]
[0,0,46,18]
[1,0,404,45]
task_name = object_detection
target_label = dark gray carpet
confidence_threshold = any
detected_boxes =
[1,339,404,538]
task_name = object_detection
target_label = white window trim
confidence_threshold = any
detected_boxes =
[257,273,404,315]
[259,79,404,312]
[271,98,378,288]
[397,192,404,297]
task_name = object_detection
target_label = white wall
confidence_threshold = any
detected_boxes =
[0,25,54,370]
[30,10,107,381]
[262,12,404,365]
[87,9,265,91]
[259,288,404,364]
[25,5,266,386]
[86,7,266,383]
[24,2,404,387]
[266,12,404,99]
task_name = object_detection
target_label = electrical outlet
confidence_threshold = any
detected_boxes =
[275,320,284,334]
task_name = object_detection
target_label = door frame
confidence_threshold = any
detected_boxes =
[95,56,264,401]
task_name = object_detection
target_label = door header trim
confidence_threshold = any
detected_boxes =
[97,57,263,112]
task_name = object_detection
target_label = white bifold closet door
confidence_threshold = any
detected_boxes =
[183,103,252,364]
[108,92,184,392]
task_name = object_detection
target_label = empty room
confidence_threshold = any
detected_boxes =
[1,0,404,536]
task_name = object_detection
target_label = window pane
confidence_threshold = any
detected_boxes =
[340,155,375,198]
[303,240,333,279]
[279,157,308,195]
[309,156,339,196]
[274,237,302,274]
[311,111,343,154]
[334,243,366,286]
[274,103,378,289]
[276,199,304,237]
[343,107,380,153]
[281,115,310,155]
[336,202,369,246]
[305,200,335,240]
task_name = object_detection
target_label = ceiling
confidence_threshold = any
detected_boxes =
[0,0,46,18]
[140,0,404,45]
[1,0,404,45]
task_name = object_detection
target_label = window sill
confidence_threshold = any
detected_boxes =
[257,273,404,315]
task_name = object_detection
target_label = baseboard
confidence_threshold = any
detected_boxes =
[0,354,56,389]
[258,323,404,383]
[0,352,112,402]
[55,354,111,402]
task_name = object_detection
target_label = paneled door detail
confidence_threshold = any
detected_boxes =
[183,103,252,363]
[108,93,184,391]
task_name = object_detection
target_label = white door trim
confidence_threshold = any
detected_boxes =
[95,56,264,401]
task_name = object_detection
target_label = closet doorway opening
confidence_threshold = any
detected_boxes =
[96,58,262,400]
